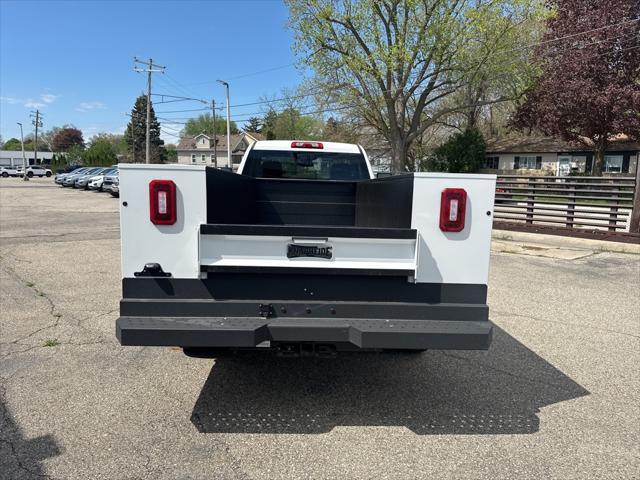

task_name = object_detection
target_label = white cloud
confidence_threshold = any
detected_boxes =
[76,101,106,112]
[40,93,58,104]
[1,93,58,108]
[0,96,23,104]
[24,100,45,108]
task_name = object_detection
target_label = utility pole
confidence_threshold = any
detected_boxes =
[17,122,27,182]
[212,99,217,167]
[30,110,43,179]
[134,57,165,164]
[217,80,231,170]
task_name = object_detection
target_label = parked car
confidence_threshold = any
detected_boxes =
[87,168,117,191]
[75,167,112,189]
[1,166,20,177]
[56,165,84,175]
[103,172,119,195]
[63,167,103,187]
[17,165,52,177]
[56,167,91,185]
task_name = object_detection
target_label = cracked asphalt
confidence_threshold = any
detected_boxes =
[1,177,639,479]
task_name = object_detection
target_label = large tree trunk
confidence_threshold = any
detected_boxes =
[390,134,408,174]
[592,141,606,176]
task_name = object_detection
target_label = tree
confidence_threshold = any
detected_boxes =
[3,138,22,150]
[53,126,84,152]
[125,95,165,163]
[511,0,640,176]
[258,106,323,140]
[245,117,262,133]
[322,116,360,142]
[40,127,61,152]
[165,144,177,163]
[65,145,85,165]
[262,108,278,140]
[286,0,545,173]
[183,113,238,136]
[84,137,117,166]
[91,133,128,156]
[427,127,486,173]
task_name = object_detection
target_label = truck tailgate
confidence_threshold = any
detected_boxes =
[199,224,417,275]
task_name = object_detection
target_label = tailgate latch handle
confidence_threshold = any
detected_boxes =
[258,303,275,318]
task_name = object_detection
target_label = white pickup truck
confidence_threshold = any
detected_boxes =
[116,140,496,356]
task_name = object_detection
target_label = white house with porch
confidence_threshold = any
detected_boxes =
[176,131,263,170]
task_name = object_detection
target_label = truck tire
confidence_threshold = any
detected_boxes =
[182,347,236,358]
[387,349,427,355]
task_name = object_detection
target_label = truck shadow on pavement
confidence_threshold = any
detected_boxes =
[191,326,589,435]
[0,397,61,477]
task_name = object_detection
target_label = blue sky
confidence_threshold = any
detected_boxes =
[0,0,306,144]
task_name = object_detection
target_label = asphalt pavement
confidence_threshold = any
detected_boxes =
[1,177,638,479]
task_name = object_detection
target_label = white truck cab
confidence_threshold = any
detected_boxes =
[116,140,496,356]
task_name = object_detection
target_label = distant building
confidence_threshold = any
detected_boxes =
[483,136,639,176]
[175,131,263,170]
[0,150,55,167]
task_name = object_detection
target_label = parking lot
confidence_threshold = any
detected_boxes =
[1,177,639,479]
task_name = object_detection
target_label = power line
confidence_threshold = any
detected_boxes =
[162,39,640,124]
[184,62,298,86]
[524,17,640,52]
[134,57,165,163]
[155,107,210,114]
[154,24,637,117]
[157,29,639,134]
[168,19,639,107]
[164,72,207,100]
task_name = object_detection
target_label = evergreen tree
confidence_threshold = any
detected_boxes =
[262,109,278,140]
[245,117,262,133]
[125,95,165,163]
[428,128,486,173]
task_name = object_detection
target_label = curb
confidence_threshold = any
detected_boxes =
[492,229,640,255]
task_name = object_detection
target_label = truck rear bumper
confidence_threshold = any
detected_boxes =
[117,316,492,350]
[116,274,492,351]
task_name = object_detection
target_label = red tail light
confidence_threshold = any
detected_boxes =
[291,141,323,149]
[440,188,467,232]
[149,180,176,225]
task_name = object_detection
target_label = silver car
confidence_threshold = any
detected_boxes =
[63,167,102,187]
[56,167,90,185]
[103,172,119,196]
[75,167,112,189]
[88,168,117,191]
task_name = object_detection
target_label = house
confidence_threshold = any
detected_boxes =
[483,136,639,176]
[0,150,55,167]
[175,131,263,170]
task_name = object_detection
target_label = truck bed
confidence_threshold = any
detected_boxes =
[116,163,496,353]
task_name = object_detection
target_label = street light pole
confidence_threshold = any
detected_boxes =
[217,80,231,170]
[17,122,28,182]
[212,99,217,167]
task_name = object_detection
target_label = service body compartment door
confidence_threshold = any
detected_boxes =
[199,225,417,275]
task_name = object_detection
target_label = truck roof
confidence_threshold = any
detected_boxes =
[252,140,361,154]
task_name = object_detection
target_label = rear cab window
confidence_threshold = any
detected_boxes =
[243,149,370,181]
